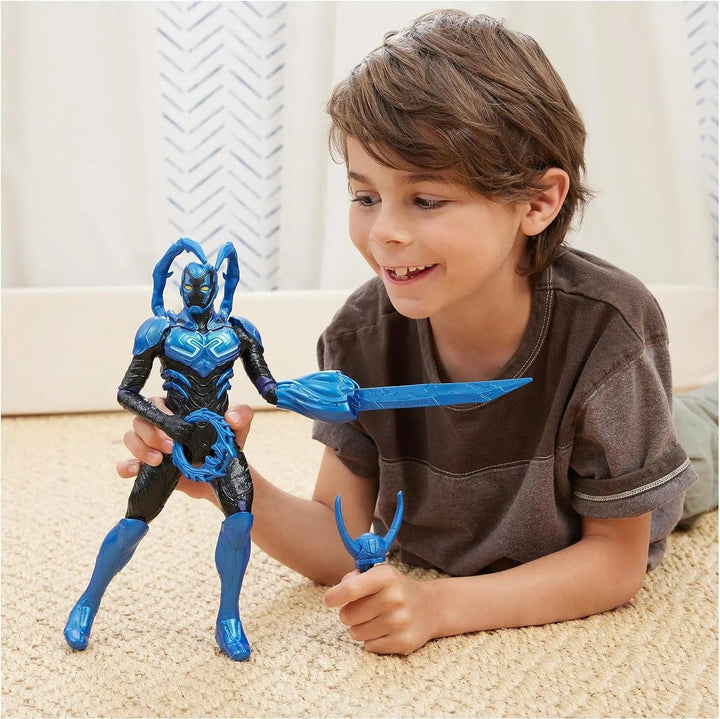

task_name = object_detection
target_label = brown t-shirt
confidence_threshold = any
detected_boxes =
[312,249,697,574]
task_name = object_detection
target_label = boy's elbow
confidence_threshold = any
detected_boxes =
[309,559,356,587]
[617,565,646,606]
[602,552,648,611]
[583,513,651,610]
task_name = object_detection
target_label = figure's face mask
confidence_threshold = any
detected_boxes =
[181,263,218,314]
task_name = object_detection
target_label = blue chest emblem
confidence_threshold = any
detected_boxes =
[165,326,241,378]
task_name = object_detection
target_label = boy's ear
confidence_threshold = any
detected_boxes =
[519,168,570,236]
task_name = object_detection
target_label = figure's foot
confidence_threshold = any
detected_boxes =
[215,618,251,661]
[63,601,97,650]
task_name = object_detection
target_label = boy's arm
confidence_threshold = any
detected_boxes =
[250,445,378,585]
[429,512,650,632]
[324,512,651,655]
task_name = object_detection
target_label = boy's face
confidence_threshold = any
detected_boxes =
[346,138,529,322]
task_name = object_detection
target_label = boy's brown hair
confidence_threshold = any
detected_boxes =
[327,9,591,276]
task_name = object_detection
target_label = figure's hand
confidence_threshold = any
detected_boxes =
[263,384,278,405]
[178,419,217,465]
[162,413,195,445]
[323,564,436,656]
[257,377,278,406]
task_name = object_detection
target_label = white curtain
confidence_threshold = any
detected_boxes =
[3,1,717,290]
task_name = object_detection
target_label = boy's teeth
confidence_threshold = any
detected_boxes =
[389,265,428,277]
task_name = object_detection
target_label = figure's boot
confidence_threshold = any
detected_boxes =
[63,518,149,650]
[214,511,253,661]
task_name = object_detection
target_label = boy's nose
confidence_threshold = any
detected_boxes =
[369,210,412,246]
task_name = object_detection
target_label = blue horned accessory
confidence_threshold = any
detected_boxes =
[335,491,404,572]
[151,237,240,319]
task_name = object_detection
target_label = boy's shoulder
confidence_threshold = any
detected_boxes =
[551,249,666,338]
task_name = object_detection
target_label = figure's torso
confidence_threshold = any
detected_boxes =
[164,325,241,377]
[161,319,242,415]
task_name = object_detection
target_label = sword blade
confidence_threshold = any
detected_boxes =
[355,377,532,412]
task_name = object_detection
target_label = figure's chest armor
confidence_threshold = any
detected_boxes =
[164,326,241,378]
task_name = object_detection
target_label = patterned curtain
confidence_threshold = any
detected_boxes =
[2,2,716,289]
[155,2,287,290]
[686,1,718,255]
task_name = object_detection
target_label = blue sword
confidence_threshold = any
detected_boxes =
[275,370,532,423]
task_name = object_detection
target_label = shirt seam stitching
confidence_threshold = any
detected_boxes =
[573,458,691,502]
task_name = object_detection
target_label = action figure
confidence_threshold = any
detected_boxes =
[64,238,279,661]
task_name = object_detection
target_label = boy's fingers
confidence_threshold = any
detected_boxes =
[323,570,384,608]
[116,459,141,478]
[225,405,254,447]
[124,429,165,466]
[132,415,174,454]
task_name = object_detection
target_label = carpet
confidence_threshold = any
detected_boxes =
[2,410,717,718]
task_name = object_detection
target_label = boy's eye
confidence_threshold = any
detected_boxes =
[414,197,446,210]
[184,285,192,290]
[201,286,210,291]
[350,194,377,207]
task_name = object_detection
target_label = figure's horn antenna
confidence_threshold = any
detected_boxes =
[382,491,404,550]
[334,495,361,557]
[214,242,240,318]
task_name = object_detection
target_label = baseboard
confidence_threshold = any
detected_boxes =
[2,283,715,415]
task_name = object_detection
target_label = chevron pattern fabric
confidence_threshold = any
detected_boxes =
[155,2,286,290]
[685,1,718,255]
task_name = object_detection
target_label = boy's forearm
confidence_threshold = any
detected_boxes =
[427,530,648,639]
[247,468,356,585]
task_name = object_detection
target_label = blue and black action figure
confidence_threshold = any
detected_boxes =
[64,238,278,662]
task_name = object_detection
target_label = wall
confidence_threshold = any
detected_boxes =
[3,2,717,291]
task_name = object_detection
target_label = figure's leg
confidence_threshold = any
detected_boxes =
[64,456,179,651]
[213,449,254,661]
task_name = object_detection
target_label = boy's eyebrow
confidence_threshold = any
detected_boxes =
[347,170,452,185]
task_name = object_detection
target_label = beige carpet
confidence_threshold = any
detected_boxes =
[2,410,717,718]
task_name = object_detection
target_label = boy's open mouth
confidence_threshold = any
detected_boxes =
[384,265,436,282]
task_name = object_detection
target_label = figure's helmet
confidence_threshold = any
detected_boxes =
[151,238,240,320]
[181,262,218,314]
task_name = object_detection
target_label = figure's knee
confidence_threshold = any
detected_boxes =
[217,457,254,516]
[126,460,179,523]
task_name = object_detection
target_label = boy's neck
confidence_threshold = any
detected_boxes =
[429,274,533,383]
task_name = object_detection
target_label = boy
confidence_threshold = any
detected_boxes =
[118,9,697,655]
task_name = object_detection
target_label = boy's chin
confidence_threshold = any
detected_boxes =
[385,295,432,321]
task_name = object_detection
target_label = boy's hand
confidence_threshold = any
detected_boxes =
[323,563,436,656]
[116,402,254,501]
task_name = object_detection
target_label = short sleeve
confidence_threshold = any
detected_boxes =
[569,341,697,519]
[311,325,380,479]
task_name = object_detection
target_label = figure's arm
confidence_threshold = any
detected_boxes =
[116,319,192,444]
[323,512,651,655]
[230,317,278,404]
